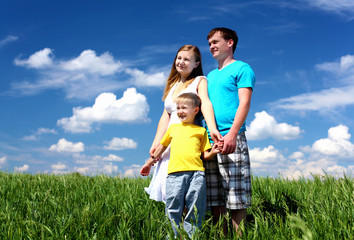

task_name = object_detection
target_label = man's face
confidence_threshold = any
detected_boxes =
[176,101,198,123]
[208,31,232,60]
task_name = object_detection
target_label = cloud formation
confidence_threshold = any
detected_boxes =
[72,153,122,175]
[250,124,354,179]
[11,48,167,99]
[273,55,354,112]
[247,111,301,140]
[0,35,18,49]
[0,156,6,166]
[49,138,85,153]
[104,137,138,150]
[14,48,53,68]
[14,164,29,173]
[23,127,57,141]
[58,88,149,133]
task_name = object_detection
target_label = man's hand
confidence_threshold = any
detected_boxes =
[221,132,237,155]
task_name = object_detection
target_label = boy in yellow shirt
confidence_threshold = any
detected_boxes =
[140,92,220,238]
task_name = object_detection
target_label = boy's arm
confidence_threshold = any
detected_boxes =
[140,144,168,176]
[202,143,221,161]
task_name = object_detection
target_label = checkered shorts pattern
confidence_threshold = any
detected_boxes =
[204,131,252,210]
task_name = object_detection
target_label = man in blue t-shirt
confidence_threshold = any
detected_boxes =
[205,27,255,236]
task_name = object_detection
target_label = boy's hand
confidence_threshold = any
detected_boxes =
[140,164,151,176]
[211,142,221,154]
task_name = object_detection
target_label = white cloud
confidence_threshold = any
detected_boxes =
[23,127,57,141]
[125,68,166,87]
[273,86,354,112]
[274,55,354,112]
[247,111,301,140]
[0,156,7,165]
[104,137,138,150]
[49,138,85,153]
[311,125,354,157]
[0,35,18,48]
[60,50,122,75]
[58,88,149,133]
[14,164,29,173]
[11,48,167,99]
[14,48,53,68]
[102,162,118,175]
[51,162,67,171]
[250,145,286,172]
[102,154,124,162]
[123,164,142,177]
[71,153,123,175]
[74,167,90,175]
[250,125,354,179]
[304,0,354,19]
[316,54,354,84]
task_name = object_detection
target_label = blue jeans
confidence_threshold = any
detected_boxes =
[165,171,206,238]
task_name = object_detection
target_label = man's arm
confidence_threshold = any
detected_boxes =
[221,87,252,155]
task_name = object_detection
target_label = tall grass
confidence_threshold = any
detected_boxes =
[0,172,352,239]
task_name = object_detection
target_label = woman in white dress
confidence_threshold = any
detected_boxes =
[143,45,222,203]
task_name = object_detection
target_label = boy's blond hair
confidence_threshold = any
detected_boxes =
[176,93,201,109]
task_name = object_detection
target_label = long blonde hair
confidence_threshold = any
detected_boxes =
[162,45,203,100]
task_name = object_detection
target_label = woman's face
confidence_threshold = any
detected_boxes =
[175,50,199,79]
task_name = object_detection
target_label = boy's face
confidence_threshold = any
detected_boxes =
[176,101,198,124]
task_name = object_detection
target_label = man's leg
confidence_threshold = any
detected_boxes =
[211,206,227,234]
[231,209,246,236]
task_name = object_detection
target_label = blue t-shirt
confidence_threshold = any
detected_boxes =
[207,60,255,139]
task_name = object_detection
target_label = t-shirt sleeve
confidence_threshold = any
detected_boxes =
[237,64,256,90]
[200,129,211,152]
[160,125,172,147]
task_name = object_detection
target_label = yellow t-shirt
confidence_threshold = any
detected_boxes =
[160,123,211,174]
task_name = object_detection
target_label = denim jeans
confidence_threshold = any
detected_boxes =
[165,171,206,238]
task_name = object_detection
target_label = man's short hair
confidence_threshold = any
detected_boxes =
[207,27,238,53]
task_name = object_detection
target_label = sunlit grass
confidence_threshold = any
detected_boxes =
[0,172,352,239]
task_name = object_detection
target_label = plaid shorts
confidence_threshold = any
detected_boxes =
[204,131,252,210]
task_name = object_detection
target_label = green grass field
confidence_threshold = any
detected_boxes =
[0,172,352,239]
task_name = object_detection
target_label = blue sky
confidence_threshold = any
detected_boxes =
[1,0,353,178]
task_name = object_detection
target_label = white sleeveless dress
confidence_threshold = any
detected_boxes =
[145,76,203,203]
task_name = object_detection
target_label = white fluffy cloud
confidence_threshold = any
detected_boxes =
[11,48,167,99]
[123,164,143,177]
[311,125,354,157]
[14,164,29,173]
[14,48,53,68]
[51,162,67,171]
[102,162,118,175]
[125,68,167,87]
[60,50,122,75]
[51,162,69,174]
[0,156,6,166]
[247,111,301,140]
[250,124,354,179]
[250,145,287,173]
[104,137,138,150]
[49,138,85,153]
[58,88,149,133]
[71,153,123,175]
